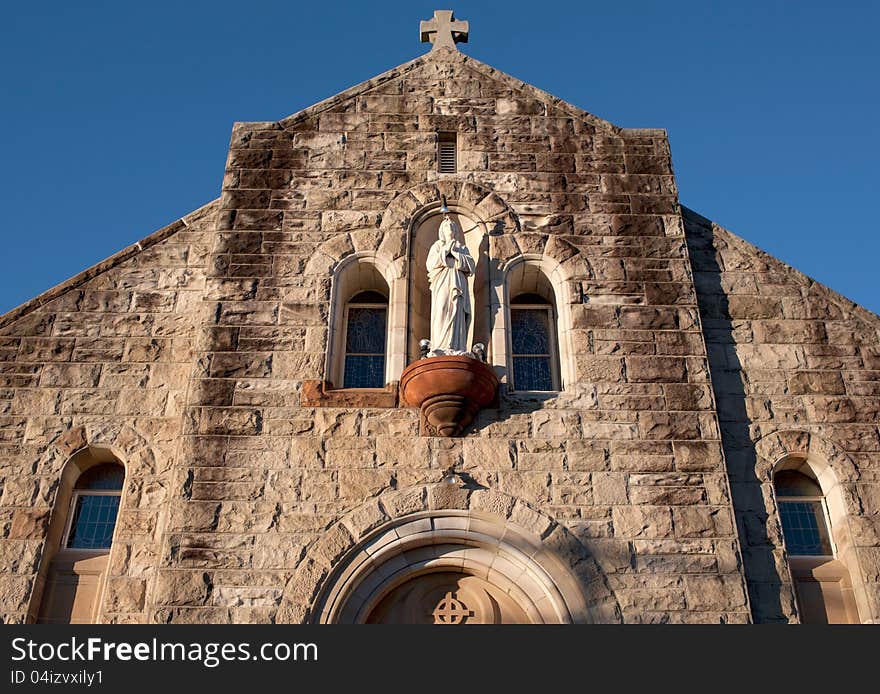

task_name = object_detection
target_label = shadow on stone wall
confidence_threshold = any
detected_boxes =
[683,207,788,623]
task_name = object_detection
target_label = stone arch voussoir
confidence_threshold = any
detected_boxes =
[754,428,859,485]
[38,422,171,532]
[493,233,590,283]
[307,183,525,279]
[306,228,408,279]
[42,423,158,480]
[380,182,521,235]
[278,484,621,624]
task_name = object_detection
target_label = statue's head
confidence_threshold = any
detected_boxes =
[438,214,458,243]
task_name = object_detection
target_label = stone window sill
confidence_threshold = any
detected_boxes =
[301,380,399,408]
[505,389,559,402]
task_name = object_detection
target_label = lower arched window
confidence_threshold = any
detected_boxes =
[509,292,560,392]
[31,451,125,624]
[342,290,388,388]
[773,463,860,623]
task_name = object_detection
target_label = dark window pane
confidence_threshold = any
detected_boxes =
[75,464,124,491]
[774,470,823,497]
[511,308,550,355]
[511,293,548,305]
[345,307,387,354]
[348,291,387,304]
[66,494,121,550]
[778,500,833,556]
[343,355,385,389]
[513,356,553,391]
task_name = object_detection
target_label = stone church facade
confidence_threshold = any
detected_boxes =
[1,13,878,624]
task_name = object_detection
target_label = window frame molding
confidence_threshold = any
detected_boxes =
[325,251,407,390]
[494,254,575,393]
[771,458,843,562]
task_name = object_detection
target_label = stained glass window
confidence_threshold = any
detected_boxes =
[66,463,124,550]
[510,305,557,391]
[343,292,388,388]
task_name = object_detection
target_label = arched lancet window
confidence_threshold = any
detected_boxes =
[31,449,125,624]
[772,460,860,624]
[342,290,388,388]
[328,257,396,390]
[509,292,560,391]
[503,256,566,392]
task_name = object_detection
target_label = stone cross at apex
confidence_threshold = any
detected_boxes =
[420,10,469,51]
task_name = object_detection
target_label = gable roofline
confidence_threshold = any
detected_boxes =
[0,199,219,330]
[277,46,650,136]
[683,205,880,328]
[0,50,657,330]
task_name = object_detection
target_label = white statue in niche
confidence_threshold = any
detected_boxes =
[426,212,476,356]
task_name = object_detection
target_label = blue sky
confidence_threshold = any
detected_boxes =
[1,1,877,314]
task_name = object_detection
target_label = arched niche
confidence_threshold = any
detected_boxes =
[28,446,127,624]
[408,204,488,364]
[772,453,864,623]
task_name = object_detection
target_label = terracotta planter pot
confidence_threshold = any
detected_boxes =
[399,355,500,436]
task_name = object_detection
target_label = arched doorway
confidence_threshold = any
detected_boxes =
[313,510,590,624]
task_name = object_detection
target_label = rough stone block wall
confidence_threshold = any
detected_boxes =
[157,50,750,624]
[12,48,874,625]
[685,207,880,623]
[0,202,217,623]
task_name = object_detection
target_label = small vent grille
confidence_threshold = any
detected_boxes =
[438,133,457,173]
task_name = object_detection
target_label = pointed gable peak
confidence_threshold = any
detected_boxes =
[270,9,623,132]
[276,43,619,134]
